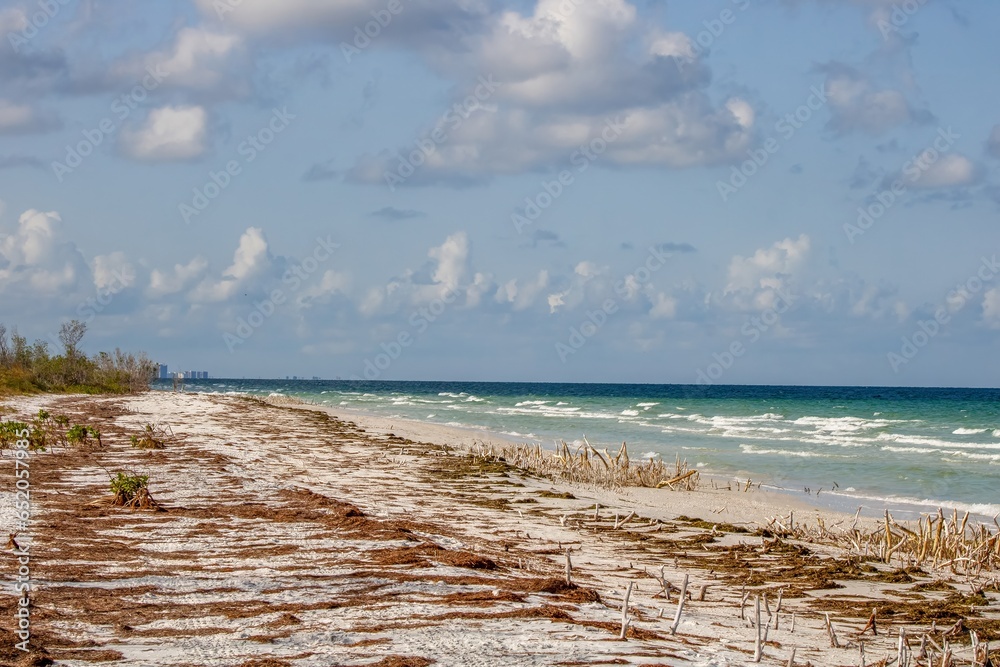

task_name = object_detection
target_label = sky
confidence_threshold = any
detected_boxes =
[0,0,998,386]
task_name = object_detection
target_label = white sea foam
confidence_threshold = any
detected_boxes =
[827,490,1000,519]
[953,428,988,435]
[636,402,659,407]
[877,433,1000,450]
[739,444,832,458]
[880,446,939,455]
[621,409,640,416]
[515,400,549,406]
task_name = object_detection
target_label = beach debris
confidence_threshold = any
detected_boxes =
[619,581,633,640]
[129,422,172,449]
[860,607,878,636]
[468,440,699,490]
[564,548,573,585]
[753,595,763,663]
[825,612,841,648]
[670,573,688,635]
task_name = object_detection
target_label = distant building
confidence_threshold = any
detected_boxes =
[312,376,320,380]
[158,364,169,379]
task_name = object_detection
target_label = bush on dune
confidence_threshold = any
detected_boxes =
[0,320,156,395]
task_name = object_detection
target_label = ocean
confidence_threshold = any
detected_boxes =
[156,380,1000,519]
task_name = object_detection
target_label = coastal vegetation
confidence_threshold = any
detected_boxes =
[0,320,156,394]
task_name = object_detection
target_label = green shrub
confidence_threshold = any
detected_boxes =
[66,424,102,448]
[110,472,159,509]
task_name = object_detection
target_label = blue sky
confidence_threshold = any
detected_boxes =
[1,0,998,386]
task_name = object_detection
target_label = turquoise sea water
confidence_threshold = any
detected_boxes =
[158,380,1000,518]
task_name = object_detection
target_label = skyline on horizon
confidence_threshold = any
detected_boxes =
[1,0,999,388]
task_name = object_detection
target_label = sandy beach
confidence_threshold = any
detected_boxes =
[1,390,998,666]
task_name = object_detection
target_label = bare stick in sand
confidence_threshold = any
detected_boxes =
[786,647,796,667]
[670,573,688,635]
[620,582,633,640]
[825,612,841,648]
[594,503,600,520]
[564,548,573,585]
[753,595,763,663]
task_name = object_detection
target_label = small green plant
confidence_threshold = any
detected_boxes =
[110,472,158,509]
[0,420,29,448]
[66,424,102,448]
[129,422,170,449]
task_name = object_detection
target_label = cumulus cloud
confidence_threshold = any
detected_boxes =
[909,153,977,189]
[148,257,210,298]
[0,100,60,135]
[0,209,89,295]
[345,0,754,185]
[189,227,271,302]
[820,64,931,135]
[112,26,248,97]
[92,252,136,291]
[360,232,483,316]
[120,106,209,162]
[725,235,810,309]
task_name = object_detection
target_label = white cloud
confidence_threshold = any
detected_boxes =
[189,227,271,302]
[347,0,754,184]
[120,105,209,162]
[823,66,926,135]
[148,257,209,298]
[495,270,549,311]
[0,209,88,294]
[725,235,810,296]
[0,100,58,135]
[910,153,977,189]
[117,26,246,94]
[649,292,677,319]
[92,252,136,291]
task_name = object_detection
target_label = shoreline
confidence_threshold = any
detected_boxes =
[1,390,999,665]
[265,394,994,525]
